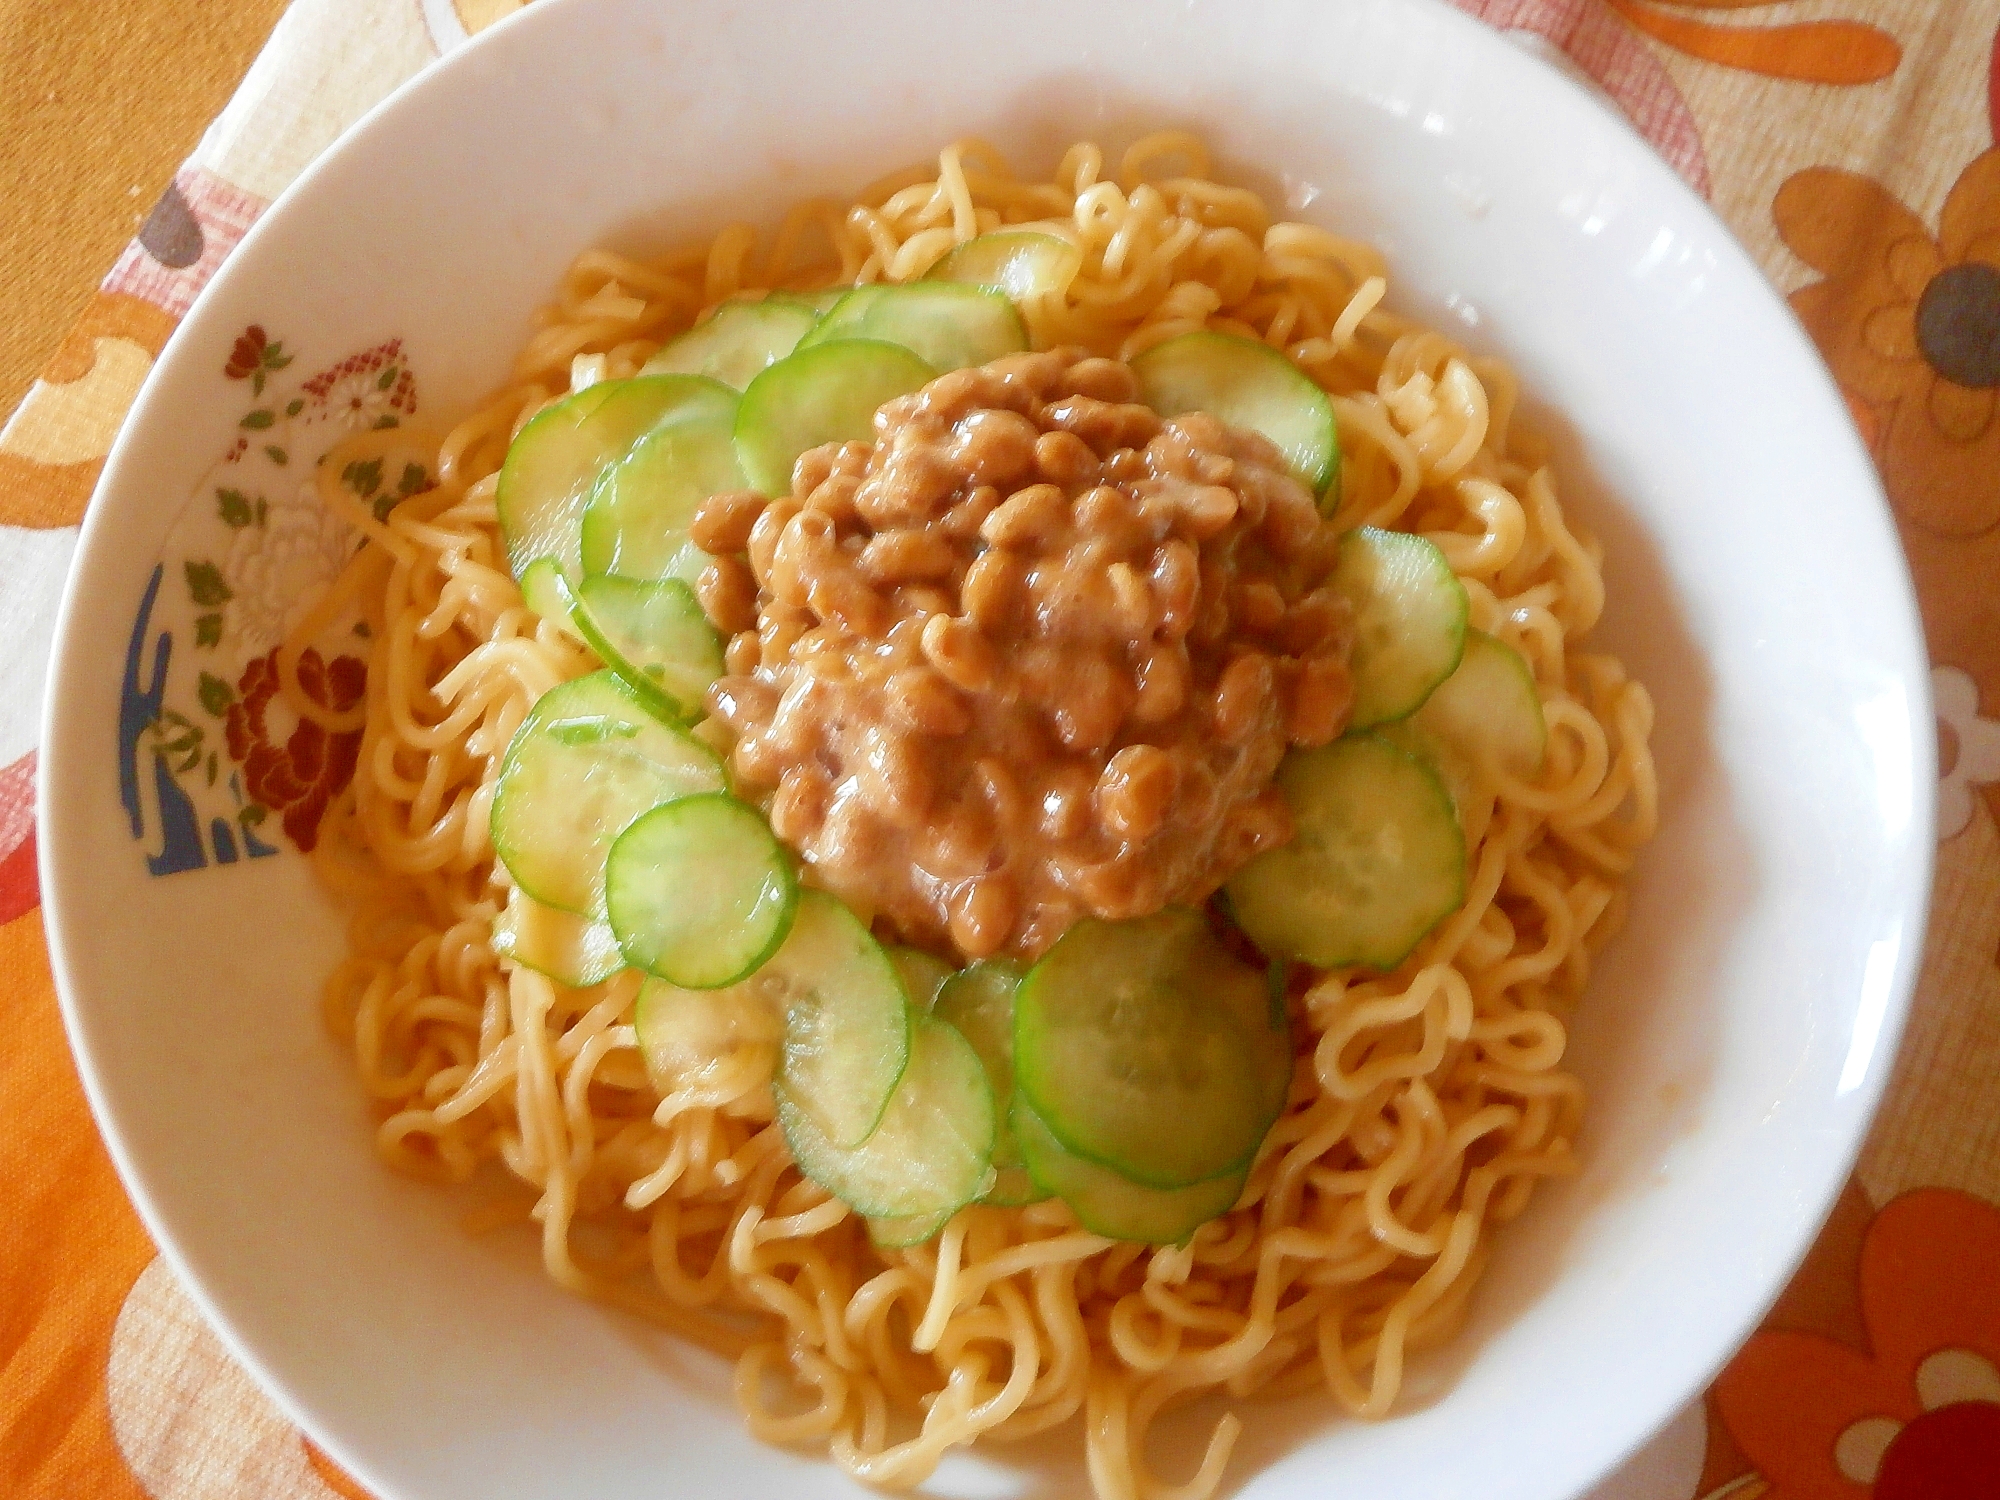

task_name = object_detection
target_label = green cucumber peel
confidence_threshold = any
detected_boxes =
[1131,330,1339,499]
[606,793,797,989]
[1226,734,1467,972]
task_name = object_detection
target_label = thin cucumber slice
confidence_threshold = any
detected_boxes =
[517,557,582,642]
[1377,629,1544,837]
[573,575,723,722]
[1131,331,1339,497]
[499,376,719,581]
[489,671,724,917]
[734,339,936,496]
[777,1013,995,1220]
[519,566,721,724]
[927,231,1083,301]
[1331,527,1469,729]
[888,947,954,1012]
[1212,944,1295,1129]
[491,887,624,988]
[800,283,1028,373]
[1014,1099,1245,1245]
[578,381,744,583]
[933,961,1041,1193]
[635,974,783,1095]
[794,284,888,338]
[763,890,913,1147]
[866,1207,957,1249]
[1226,734,1466,971]
[982,1166,1047,1208]
[1014,909,1275,1190]
[606,794,797,988]
[1407,628,1545,779]
[642,300,818,390]
[780,287,852,317]
[1374,716,1478,833]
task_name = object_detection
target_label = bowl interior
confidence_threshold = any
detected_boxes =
[41,1,1932,1497]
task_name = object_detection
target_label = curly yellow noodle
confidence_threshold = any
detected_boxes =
[299,137,1656,1500]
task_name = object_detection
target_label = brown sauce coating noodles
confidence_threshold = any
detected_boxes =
[308,133,1658,1500]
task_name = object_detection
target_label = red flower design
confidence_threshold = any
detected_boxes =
[225,325,268,380]
[223,647,365,853]
[1714,1188,2000,1499]
[299,338,418,424]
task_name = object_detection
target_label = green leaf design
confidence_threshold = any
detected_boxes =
[194,612,223,647]
[372,414,400,431]
[240,803,269,827]
[197,671,236,717]
[264,445,288,466]
[376,365,399,391]
[240,409,276,430]
[184,560,232,606]
[255,497,268,525]
[285,398,304,417]
[342,458,383,498]
[251,370,267,397]
[264,343,292,371]
[216,488,252,527]
[397,461,428,496]
[206,752,219,787]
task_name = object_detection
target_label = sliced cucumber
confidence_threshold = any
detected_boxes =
[1218,946,1296,1129]
[888,947,954,1012]
[1373,716,1477,834]
[777,1013,995,1220]
[572,575,723,722]
[1331,527,1469,729]
[932,961,1046,1202]
[490,671,725,917]
[1014,1099,1245,1245]
[780,287,853,317]
[1014,909,1277,1190]
[981,1166,1046,1208]
[866,1207,958,1249]
[1131,331,1339,497]
[517,557,582,642]
[1376,629,1545,836]
[927,231,1083,301]
[800,283,1028,374]
[763,890,912,1148]
[606,794,797,988]
[635,974,783,1094]
[1408,629,1545,779]
[734,340,936,496]
[491,887,624,988]
[578,381,744,583]
[499,376,721,581]
[519,566,721,724]
[643,299,818,390]
[793,284,889,336]
[1227,734,1466,971]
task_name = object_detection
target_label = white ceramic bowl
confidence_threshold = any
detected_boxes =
[41,1,1934,1497]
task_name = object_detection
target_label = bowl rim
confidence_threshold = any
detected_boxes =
[37,0,1936,1496]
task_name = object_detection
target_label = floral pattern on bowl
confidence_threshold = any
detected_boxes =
[118,327,430,875]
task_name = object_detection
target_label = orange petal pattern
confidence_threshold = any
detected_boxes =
[1714,1190,2000,1500]
[1607,0,1902,84]
[1940,149,2000,267]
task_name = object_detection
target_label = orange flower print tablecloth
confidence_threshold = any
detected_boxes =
[2,2,1998,1498]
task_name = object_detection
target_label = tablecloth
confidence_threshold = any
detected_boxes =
[1,1,1996,1496]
